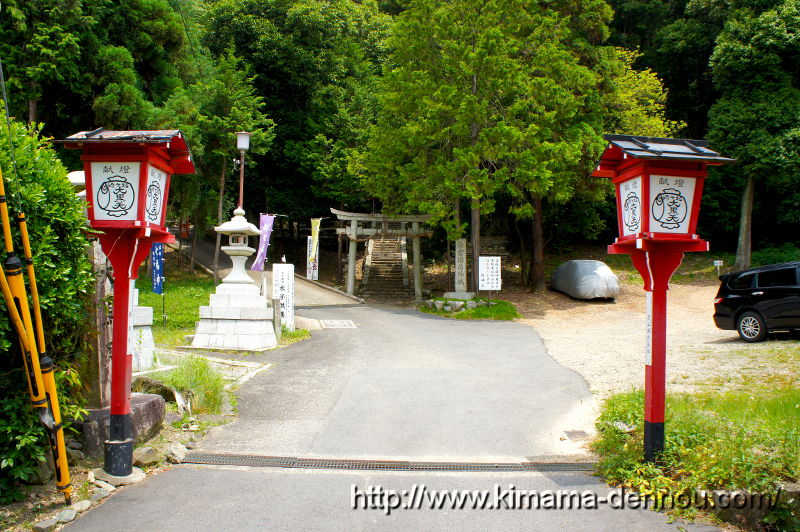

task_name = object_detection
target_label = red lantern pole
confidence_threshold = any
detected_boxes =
[58,129,195,477]
[629,248,685,460]
[100,229,165,475]
[594,134,734,463]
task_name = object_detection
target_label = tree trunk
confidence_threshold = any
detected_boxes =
[470,199,480,292]
[515,217,530,286]
[27,81,37,123]
[190,221,197,273]
[178,215,184,254]
[530,197,546,291]
[212,158,227,284]
[734,175,755,271]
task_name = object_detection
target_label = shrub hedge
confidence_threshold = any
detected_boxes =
[0,108,94,502]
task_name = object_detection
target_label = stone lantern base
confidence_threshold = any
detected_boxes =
[191,283,277,351]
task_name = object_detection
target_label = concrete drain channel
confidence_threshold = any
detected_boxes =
[182,453,597,472]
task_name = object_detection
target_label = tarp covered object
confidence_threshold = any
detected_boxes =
[551,260,620,300]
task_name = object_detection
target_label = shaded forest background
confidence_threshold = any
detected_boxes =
[1,0,799,284]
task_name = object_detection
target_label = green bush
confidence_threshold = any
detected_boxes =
[0,108,93,502]
[752,244,800,266]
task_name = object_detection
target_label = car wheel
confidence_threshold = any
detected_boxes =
[737,311,767,342]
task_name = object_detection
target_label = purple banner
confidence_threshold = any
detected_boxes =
[251,214,275,271]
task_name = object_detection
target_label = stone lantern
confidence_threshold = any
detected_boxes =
[215,207,261,285]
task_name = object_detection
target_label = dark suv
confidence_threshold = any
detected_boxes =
[713,261,800,342]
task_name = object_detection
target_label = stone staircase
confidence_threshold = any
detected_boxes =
[361,236,412,299]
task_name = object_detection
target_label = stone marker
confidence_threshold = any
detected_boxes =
[272,264,295,331]
[455,239,467,292]
[444,238,475,300]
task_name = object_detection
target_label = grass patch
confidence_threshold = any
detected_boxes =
[593,386,800,526]
[138,251,215,347]
[419,299,521,320]
[280,327,310,345]
[152,356,229,414]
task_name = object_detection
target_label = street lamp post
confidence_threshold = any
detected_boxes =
[236,131,251,209]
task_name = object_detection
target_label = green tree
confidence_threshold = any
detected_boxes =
[357,0,663,290]
[0,0,86,123]
[202,0,391,219]
[0,0,188,138]
[708,0,800,269]
[152,50,275,280]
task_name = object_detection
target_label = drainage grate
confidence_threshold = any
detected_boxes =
[182,453,596,472]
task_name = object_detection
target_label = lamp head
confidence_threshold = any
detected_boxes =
[236,131,252,151]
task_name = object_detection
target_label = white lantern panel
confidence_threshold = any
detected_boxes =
[649,175,696,234]
[90,162,141,221]
[145,164,168,225]
[620,176,642,236]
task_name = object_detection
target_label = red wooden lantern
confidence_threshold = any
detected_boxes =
[62,129,193,233]
[60,130,195,477]
[593,135,734,462]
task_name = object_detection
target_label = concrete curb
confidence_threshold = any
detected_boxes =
[293,273,364,304]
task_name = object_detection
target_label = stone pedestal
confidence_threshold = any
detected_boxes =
[191,283,277,351]
[130,287,156,370]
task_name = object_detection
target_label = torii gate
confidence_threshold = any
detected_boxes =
[331,209,432,299]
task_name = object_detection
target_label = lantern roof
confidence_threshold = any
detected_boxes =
[215,208,260,236]
[58,129,195,174]
[593,134,734,178]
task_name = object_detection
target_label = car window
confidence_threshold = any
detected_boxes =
[757,267,798,288]
[730,273,755,289]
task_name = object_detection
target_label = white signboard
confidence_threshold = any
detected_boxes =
[306,236,319,280]
[144,164,168,225]
[90,162,141,221]
[272,264,295,331]
[649,175,696,234]
[455,238,467,292]
[478,256,502,291]
[620,176,642,236]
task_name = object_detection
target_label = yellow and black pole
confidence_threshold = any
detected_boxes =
[19,212,72,503]
[0,168,72,503]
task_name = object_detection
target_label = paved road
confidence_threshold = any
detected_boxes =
[65,304,717,530]
[199,305,596,460]
[67,467,717,531]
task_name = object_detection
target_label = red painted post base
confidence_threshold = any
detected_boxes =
[609,238,707,463]
[97,228,173,476]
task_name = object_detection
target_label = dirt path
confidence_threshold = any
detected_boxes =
[506,280,799,399]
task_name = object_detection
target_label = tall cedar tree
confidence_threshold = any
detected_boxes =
[356,0,673,290]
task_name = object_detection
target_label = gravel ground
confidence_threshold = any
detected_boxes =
[507,280,800,399]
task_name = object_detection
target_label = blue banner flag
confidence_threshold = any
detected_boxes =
[151,243,164,294]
